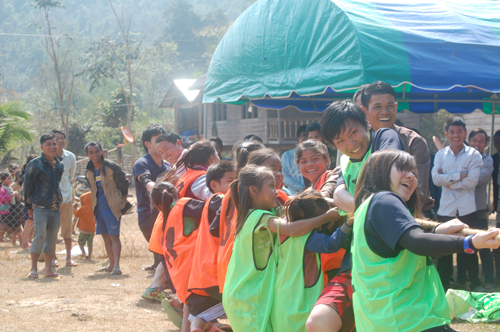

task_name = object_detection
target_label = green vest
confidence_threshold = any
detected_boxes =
[223,209,277,332]
[270,233,324,331]
[338,146,372,216]
[351,195,450,332]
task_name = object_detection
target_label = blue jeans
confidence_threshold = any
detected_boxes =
[30,208,61,256]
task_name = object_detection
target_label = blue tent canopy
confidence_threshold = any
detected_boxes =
[205,0,500,114]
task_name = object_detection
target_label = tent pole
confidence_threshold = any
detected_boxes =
[488,106,496,211]
[278,109,282,145]
[203,104,207,139]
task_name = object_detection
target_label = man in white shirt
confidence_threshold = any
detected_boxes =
[52,129,77,267]
[431,118,483,291]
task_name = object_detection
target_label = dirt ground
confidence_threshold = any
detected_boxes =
[1,212,499,331]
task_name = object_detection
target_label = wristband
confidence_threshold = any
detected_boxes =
[463,235,476,254]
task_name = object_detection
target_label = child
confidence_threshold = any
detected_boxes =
[351,150,500,331]
[187,161,236,332]
[73,192,96,259]
[217,140,265,293]
[165,140,220,201]
[223,165,340,332]
[0,171,21,245]
[271,190,352,331]
[247,148,289,205]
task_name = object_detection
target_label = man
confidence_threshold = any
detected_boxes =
[209,136,231,161]
[86,141,131,275]
[306,122,337,169]
[157,132,186,167]
[432,117,483,291]
[133,124,168,270]
[51,129,77,267]
[360,81,436,220]
[25,133,64,279]
[281,125,307,194]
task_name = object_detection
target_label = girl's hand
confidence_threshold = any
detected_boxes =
[472,229,500,250]
[346,217,354,227]
[435,219,468,235]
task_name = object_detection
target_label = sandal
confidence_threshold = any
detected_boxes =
[26,271,38,279]
[44,273,62,278]
[142,264,156,271]
[95,266,112,272]
[111,267,122,275]
[161,298,183,328]
[66,261,78,267]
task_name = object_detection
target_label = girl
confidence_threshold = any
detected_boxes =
[223,165,339,332]
[217,140,265,292]
[0,171,21,245]
[248,148,288,205]
[351,150,500,332]
[271,190,353,331]
[296,139,345,283]
[164,140,220,201]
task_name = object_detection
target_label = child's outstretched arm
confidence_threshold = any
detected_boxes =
[267,208,340,237]
[305,219,353,254]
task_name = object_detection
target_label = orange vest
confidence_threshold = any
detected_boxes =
[217,192,237,293]
[163,197,207,303]
[176,169,206,199]
[188,194,222,297]
[313,171,346,281]
[148,211,164,255]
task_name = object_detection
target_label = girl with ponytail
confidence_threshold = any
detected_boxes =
[223,165,341,332]
[162,140,220,201]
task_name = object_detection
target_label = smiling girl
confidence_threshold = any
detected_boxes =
[296,140,331,191]
[351,150,500,332]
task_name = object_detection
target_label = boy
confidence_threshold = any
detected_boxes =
[74,192,96,260]
[24,133,64,279]
[166,161,236,331]
[306,101,404,332]
[359,81,435,220]
[306,122,337,169]
[133,124,168,270]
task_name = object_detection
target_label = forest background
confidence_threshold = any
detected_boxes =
[0,0,255,165]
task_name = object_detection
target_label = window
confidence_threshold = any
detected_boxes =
[241,103,258,119]
[212,103,227,121]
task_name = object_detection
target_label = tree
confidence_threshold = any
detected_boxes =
[78,0,164,164]
[30,0,76,140]
[0,101,34,154]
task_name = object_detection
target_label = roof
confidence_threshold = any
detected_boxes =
[159,79,201,109]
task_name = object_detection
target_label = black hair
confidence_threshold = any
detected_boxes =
[320,100,367,144]
[232,140,265,176]
[40,133,56,145]
[243,134,263,143]
[469,128,488,142]
[494,130,500,138]
[306,122,322,135]
[85,141,103,153]
[0,171,11,183]
[206,160,236,193]
[156,132,182,145]
[361,81,397,108]
[445,117,467,132]
[353,87,365,103]
[150,182,178,232]
[209,137,223,150]
[163,140,218,183]
[51,129,66,139]
[297,124,308,138]
[141,124,167,153]
[230,165,274,237]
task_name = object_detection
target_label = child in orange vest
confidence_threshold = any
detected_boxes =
[73,192,96,260]
[187,161,236,332]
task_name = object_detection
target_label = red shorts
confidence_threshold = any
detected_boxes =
[315,273,355,332]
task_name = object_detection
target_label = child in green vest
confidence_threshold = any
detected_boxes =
[223,164,351,332]
[351,150,500,332]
